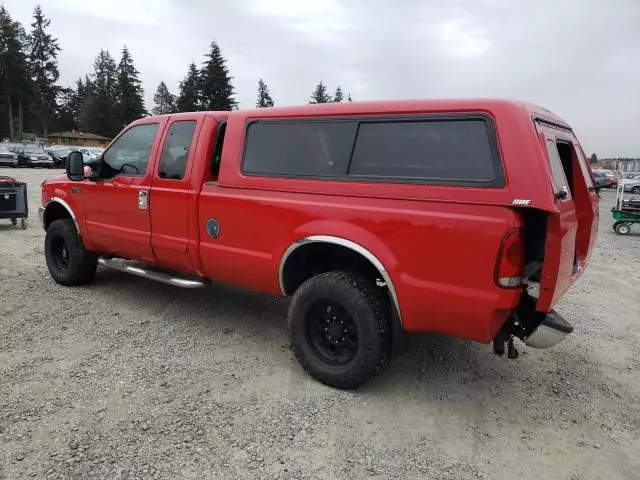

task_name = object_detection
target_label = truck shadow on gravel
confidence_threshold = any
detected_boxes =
[89,269,624,414]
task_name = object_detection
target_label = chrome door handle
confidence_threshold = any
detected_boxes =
[138,190,148,210]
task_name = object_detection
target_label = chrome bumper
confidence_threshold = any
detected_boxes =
[38,206,45,228]
[524,310,574,349]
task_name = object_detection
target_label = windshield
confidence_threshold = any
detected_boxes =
[25,148,44,154]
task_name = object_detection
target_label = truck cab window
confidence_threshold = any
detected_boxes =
[100,123,159,178]
[159,121,197,180]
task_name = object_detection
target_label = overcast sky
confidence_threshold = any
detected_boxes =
[3,0,639,156]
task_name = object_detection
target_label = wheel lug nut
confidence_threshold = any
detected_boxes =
[325,328,328,331]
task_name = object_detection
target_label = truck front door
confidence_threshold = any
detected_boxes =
[82,121,165,262]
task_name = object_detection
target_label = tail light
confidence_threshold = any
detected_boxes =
[495,229,524,288]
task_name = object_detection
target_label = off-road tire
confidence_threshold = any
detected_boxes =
[287,271,393,390]
[45,219,98,286]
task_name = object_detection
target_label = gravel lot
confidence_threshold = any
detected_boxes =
[1,168,639,480]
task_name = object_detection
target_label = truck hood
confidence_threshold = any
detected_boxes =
[42,173,68,186]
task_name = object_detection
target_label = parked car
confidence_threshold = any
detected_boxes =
[622,178,640,194]
[38,99,599,389]
[0,146,19,167]
[79,147,104,161]
[46,146,77,168]
[17,146,54,168]
[592,169,614,189]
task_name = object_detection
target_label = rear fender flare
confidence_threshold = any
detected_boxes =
[279,234,403,327]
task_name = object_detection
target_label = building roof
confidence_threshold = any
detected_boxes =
[50,131,111,141]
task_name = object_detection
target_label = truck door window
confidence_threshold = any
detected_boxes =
[545,140,571,199]
[211,121,227,177]
[158,121,197,180]
[101,123,159,178]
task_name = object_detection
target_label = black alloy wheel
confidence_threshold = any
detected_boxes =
[306,300,359,366]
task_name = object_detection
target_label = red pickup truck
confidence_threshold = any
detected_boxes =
[39,99,599,389]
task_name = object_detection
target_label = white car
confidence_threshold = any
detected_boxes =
[79,147,104,161]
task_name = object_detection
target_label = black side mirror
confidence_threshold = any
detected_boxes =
[66,151,85,181]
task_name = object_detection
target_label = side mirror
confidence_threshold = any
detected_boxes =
[66,151,85,181]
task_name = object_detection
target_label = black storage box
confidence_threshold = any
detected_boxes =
[0,177,28,228]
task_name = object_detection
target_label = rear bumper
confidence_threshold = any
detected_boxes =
[523,310,573,349]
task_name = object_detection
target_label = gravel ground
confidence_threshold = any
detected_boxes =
[1,168,639,480]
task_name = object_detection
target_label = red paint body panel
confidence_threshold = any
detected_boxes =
[41,99,599,345]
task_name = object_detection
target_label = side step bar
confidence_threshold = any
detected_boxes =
[98,258,209,289]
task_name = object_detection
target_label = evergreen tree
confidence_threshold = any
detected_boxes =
[199,41,236,111]
[309,81,332,104]
[333,86,344,103]
[152,81,175,115]
[116,46,146,127]
[256,78,274,108]
[28,5,60,138]
[83,49,118,136]
[0,6,30,140]
[52,86,77,132]
[176,62,200,112]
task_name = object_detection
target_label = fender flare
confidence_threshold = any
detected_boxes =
[278,235,402,325]
[43,197,80,232]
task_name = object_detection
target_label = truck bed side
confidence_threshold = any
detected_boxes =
[197,186,522,343]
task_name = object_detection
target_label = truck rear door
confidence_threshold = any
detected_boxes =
[149,115,202,271]
[535,123,598,312]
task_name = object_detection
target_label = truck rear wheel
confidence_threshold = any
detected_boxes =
[45,219,98,286]
[287,271,392,389]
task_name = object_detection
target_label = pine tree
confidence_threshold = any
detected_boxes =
[309,81,332,104]
[176,62,200,112]
[28,5,60,138]
[333,86,344,103]
[256,78,274,108]
[199,41,236,111]
[116,46,146,128]
[152,81,175,115]
[83,49,118,136]
[0,6,30,140]
[52,86,77,132]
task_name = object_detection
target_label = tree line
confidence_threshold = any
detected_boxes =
[0,4,354,142]
[153,57,352,114]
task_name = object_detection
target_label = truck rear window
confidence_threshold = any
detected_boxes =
[242,115,503,186]
[349,119,498,182]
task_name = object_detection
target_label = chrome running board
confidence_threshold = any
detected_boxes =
[98,258,209,289]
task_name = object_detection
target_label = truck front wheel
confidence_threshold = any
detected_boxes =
[45,219,98,286]
[287,271,392,389]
